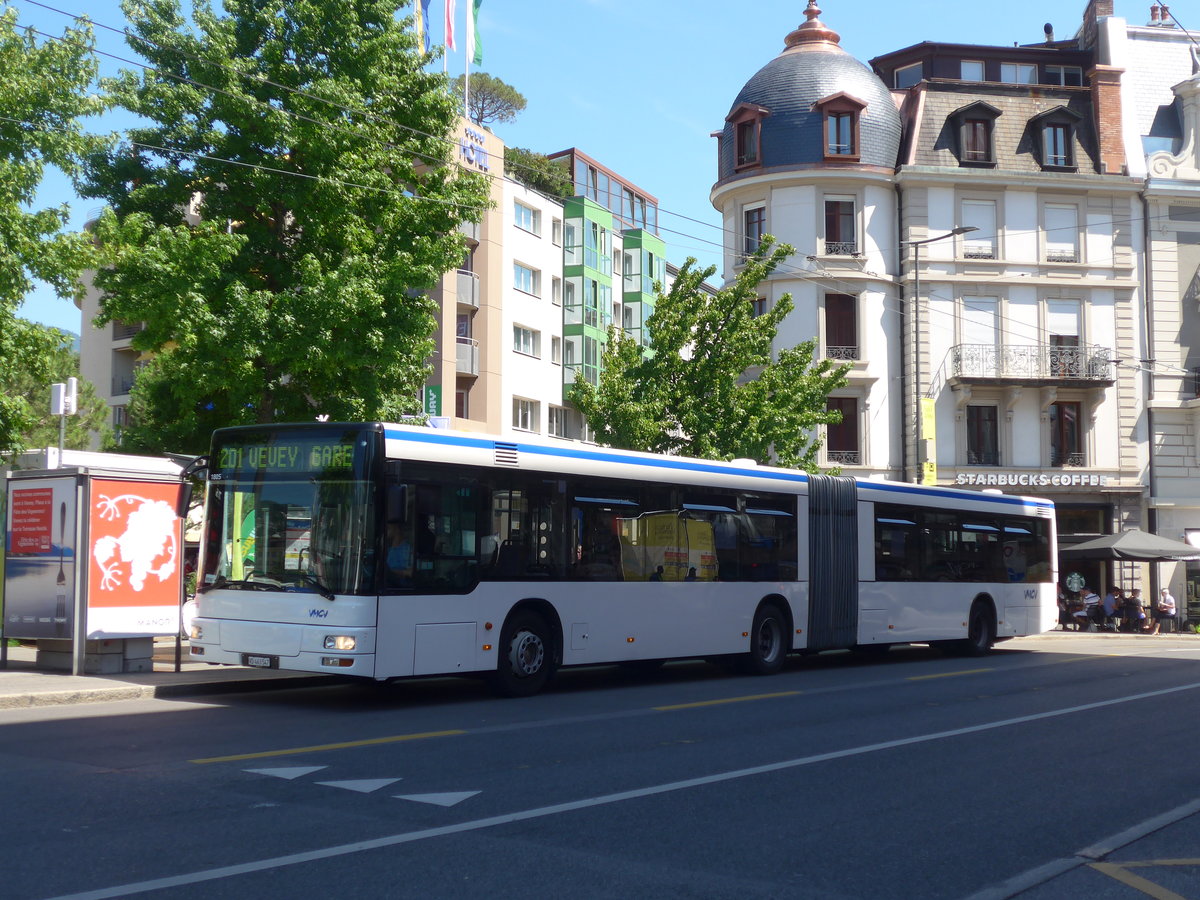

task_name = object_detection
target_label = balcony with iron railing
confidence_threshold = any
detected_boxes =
[826,450,861,466]
[948,344,1114,387]
[824,240,858,256]
[826,345,861,362]
[1192,367,1200,398]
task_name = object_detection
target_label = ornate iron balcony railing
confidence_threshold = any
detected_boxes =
[825,240,858,256]
[826,345,860,361]
[950,344,1113,382]
[826,450,861,465]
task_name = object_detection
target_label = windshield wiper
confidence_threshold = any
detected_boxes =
[295,573,335,601]
[210,578,278,592]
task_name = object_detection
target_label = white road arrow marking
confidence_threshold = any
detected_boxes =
[244,766,328,780]
[393,791,480,807]
[316,779,402,794]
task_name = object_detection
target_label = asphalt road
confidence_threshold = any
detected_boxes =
[3,635,1200,900]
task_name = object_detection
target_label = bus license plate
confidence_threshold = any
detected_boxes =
[243,654,278,669]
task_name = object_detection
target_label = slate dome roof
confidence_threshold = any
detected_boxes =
[717,2,902,181]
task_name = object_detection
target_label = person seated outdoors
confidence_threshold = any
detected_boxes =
[1073,585,1099,630]
[1149,588,1178,634]
[1123,588,1147,632]
[1101,587,1122,632]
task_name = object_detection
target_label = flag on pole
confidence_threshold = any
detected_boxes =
[445,0,457,51]
[416,0,431,56]
[468,0,482,66]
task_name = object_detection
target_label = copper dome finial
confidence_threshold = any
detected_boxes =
[784,1,842,50]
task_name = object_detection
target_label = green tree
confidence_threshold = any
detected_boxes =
[454,71,526,127]
[0,8,102,455]
[504,147,573,199]
[9,325,110,450]
[569,238,850,471]
[82,0,490,454]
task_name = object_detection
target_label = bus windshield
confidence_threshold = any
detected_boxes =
[200,426,379,596]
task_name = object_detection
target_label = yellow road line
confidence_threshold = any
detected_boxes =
[907,668,992,681]
[654,690,801,711]
[1089,862,1191,900]
[190,729,467,764]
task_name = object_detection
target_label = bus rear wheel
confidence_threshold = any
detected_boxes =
[491,611,556,697]
[741,603,788,676]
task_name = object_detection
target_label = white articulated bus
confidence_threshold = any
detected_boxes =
[189,422,1058,695]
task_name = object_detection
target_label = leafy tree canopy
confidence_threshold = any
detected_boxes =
[568,238,850,472]
[454,71,526,128]
[8,325,111,451]
[82,0,491,454]
[0,7,103,455]
[504,147,573,199]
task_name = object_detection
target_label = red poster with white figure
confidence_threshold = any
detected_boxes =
[86,478,183,637]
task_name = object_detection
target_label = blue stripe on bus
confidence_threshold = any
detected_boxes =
[383,428,1052,512]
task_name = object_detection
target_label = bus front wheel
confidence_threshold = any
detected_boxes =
[960,602,996,657]
[491,611,556,697]
[741,603,788,676]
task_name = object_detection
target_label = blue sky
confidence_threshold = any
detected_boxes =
[12,0,1157,334]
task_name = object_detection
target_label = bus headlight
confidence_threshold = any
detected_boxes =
[324,635,356,651]
[189,623,203,641]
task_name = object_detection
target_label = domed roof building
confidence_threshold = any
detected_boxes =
[715,4,901,179]
[711,1,903,480]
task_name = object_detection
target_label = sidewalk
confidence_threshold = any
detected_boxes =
[0,639,334,709]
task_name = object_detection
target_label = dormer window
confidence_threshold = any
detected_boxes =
[727,103,769,171]
[1030,106,1082,171]
[816,92,866,162]
[950,101,1001,168]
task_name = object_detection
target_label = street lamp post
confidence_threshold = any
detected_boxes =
[906,226,977,484]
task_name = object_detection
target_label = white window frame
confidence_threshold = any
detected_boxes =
[551,336,562,365]
[1045,65,1083,86]
[514,200,541,236]
[513,262,541,296]
[1043,203,1080,263]
[960,199,998,259]
[548,406,566,438]
[551,217,563,247]
[960,60,984,81]
[823,194,859,256]
[512,397,538,433]
[1000,62,1036,84]
[513,325,540,358]
[551,276,562,306]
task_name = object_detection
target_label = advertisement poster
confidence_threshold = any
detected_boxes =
[86,479,184,638]
[4,477,78,639]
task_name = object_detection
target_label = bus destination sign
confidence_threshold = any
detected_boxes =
[217,441,356,473]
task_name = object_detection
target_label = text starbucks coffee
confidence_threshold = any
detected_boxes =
[955,472,1109,488]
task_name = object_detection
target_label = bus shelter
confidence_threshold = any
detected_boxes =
[3,451,186,675]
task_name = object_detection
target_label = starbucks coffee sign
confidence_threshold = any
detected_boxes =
[955,471,1109,488]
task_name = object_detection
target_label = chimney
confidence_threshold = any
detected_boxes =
[1150,4,1160,25]
[1090,65,1126,175]
[1044,23,1055,44]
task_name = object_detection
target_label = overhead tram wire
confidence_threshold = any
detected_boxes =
[18,6,1195,378]
[20,0,1179,288]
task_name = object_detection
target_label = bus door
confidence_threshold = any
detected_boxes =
[807,474,859,649]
